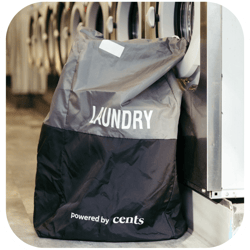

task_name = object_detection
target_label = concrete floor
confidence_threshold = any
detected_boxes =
[6,100,211,248]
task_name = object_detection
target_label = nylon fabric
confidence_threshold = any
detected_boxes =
[34,124,187,241]
[34,27,188,241]
[44,28,187,140]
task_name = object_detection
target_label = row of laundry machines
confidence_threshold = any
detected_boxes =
[24,2,244,201]
[27,2,200,85]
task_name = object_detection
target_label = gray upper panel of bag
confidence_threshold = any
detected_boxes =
[44,27,187,140]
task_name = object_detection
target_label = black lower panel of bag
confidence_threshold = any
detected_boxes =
[34,124,187,241]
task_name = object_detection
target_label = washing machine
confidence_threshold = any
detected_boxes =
[25,3,48,94]
[34,3,51,72]
[34,7,44,69]
[85,2,109,39]
[47,3,56,74]
[27,7,38,67]
[68,2,87,56]
[177,3,243,200]
[35,13,44,68]
[48,2,65,75]
[145,2,200,84]
[106,2,117,40]
[106,2,144,41]
[59,2,74,66]
[27,13,34,66]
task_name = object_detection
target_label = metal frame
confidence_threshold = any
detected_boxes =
[179,2,244,199]
[206,3,222,191]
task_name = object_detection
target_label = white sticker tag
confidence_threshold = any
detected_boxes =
[99,40,124,58]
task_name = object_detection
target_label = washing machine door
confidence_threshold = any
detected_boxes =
[116,2,143,41]
[145,2,158,40]
[30,11,39,68]
[35,4,51,70]
[69,2,86,55]
[106,2,117,40]
[51,2,65,75]
[85,2,109,38]
[27,15,35,66]
[35,16,45,68]
[60,3,74,66]
[39,4,51,72]
[146,2,200,79]
[47,11,55,70]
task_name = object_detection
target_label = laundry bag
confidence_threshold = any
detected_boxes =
[33,27,187,241]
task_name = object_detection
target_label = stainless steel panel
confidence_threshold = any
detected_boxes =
[207,3,222,191]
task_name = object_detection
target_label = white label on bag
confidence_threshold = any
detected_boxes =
[99,40,124,58]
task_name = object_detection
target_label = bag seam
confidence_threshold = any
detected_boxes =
[41,123,176,141]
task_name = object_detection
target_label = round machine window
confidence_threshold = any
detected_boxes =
[128,2,139,39]
[175,2,194,44]
[96,6,103,34]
